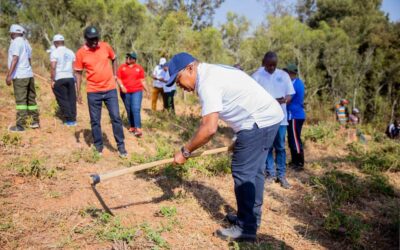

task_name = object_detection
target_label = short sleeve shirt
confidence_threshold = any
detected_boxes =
[50,46,75,81]
[8,37,33,79]
[287,78,305,120]
[252,68,295,126]
[196,63,283,133]
[152,65,164,88]
[74,42,116,93]
[117,63,145,93]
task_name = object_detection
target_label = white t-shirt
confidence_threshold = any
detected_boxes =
[161,70,176,93]
[152,65,165,88]
[252,67,295,126]
[50,46,75,81]
[196,63,283,133]
[8,37,33,79]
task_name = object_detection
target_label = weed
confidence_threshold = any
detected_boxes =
[1,133,22,147]
[16,159,57,179]
[141,222,169,249]
[47,191,62,198]
[311,171,361,207]
[347,141,400,173]
[366,174,395,197]
[303,122,337,143]
[159,206,177,218]
[81,148,101,163]
[324,209,368,244]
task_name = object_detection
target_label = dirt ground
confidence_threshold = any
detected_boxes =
[0,75,398,250]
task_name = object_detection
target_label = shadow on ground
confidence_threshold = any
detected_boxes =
[74,128,117,152]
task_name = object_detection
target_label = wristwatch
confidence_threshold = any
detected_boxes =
[180,146,191,159]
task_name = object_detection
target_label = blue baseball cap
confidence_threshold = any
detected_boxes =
[166,52,196,87]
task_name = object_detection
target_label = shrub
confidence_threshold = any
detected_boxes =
[303,122,338,143]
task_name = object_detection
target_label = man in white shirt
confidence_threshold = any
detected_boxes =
[252,51,295,189]
[50,34,77,126]
[151,58,167,111]
[6,24,39,132]
[167,52,283,241]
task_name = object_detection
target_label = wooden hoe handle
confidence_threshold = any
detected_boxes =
[89,147,229,185]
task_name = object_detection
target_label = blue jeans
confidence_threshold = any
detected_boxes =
[232,123,280,234]
[87,89,125,152]
[266,125,287,178]
[121,91,143,128]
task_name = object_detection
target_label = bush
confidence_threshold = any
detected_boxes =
[347,141,400,173]
[311,170,362,207]
[303,122,338,143]
[324,209,368,244]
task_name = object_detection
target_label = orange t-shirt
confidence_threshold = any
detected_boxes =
[117,63,145,93]
[74,42,116,93]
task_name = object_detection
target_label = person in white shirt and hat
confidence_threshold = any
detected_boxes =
[167,52,283,241]
[151,57,167,111]
[50,34,77,126]
[6,24,39,132]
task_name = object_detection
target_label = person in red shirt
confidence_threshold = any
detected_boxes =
[74,26,127,157]
[117,52,148,137]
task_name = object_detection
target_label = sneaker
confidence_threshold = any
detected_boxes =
[65,121,77,127]
[225,214,260,228]
[8,125,25,132]
[265,175,276,185]
[128,127,136,133]
[277,177,291,189]
[29,123,40,129]
[215,225,256,241]
[118,149,128,158]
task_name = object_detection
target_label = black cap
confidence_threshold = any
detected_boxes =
[84,26,100,39]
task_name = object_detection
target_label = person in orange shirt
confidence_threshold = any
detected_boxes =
[117,52,148,137]
[74,26,127,158]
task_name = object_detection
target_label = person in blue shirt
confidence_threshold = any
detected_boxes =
[285,63,306,170]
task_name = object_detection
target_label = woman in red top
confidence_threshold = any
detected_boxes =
[117,52,147,137]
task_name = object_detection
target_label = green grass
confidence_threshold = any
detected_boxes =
[0,133,22,147]
[303,122,338,143]
[10,158,57,179]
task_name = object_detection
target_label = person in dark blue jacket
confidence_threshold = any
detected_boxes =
[285,63,306,170]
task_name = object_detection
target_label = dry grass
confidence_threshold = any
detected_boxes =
[0,73,399,249]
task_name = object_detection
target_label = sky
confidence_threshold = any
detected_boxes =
[213,0,400,28]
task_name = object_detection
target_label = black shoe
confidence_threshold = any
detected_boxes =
[225,214,260,228]
[293,164,304,172]
[265,175,276,185]
[277,177,291,189]
[118,148,128,158]
[8,125,25,132]
[215,225,256,241]
[225,213,238,225]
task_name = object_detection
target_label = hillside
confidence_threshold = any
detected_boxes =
[0,74,398,250]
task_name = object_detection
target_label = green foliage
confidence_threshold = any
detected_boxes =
[311,170,361,207]
[347,141,400,173]
[0,133,22,147]
[141,222,169,249]
[159,206,177,218]
[366,174,395,197]
[324,209,368,244]
[303,122,338,143]
[15,159,57,179]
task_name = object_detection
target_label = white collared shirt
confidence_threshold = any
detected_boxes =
[161,70,176,92]
[8,37,33,79]
[252,67,295,126]
[196,63,283,133]
[50,46,75,80]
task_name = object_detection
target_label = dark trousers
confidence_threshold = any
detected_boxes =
[163,90,175,112]
[287,119,305,166]
[120,91,143,128]
[87,89,125,152]
[232,122,280,234]
[53,78,77,122]
[13,77,39,127]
